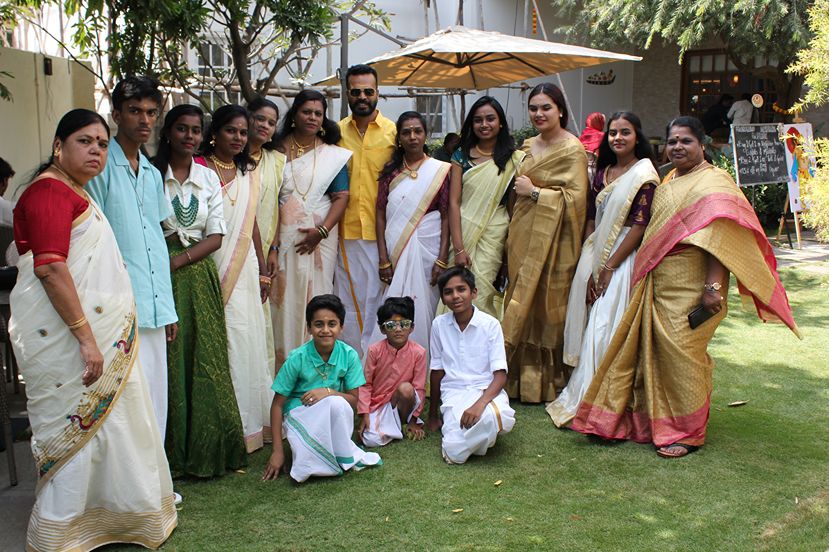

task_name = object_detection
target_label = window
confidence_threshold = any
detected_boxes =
[680,49,777,125]
[195,41,244,111]
[416,95,443,135]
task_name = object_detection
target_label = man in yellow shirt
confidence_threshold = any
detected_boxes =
[335,64,397,356]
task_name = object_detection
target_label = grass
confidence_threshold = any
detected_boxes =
[112,268,829,552]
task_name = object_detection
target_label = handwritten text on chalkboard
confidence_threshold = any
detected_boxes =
[731,124,788,186]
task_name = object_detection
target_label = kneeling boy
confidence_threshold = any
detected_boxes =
[427,267,515,464]
[358,297,427,446]
[263,294,381,483]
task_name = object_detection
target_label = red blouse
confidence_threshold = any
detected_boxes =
[376,165,450,215]
[14,177,90,267]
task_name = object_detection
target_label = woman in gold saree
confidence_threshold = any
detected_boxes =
[11,109,176,551]
[571,116,800,457]
[247,97,286,377]
[502,83,589,403]
[444,96,525,319]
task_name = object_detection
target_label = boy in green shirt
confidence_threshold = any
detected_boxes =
[263,294,381,482]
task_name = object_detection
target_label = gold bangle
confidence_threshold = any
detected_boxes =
[601,263,617,272]
[68,316,88,331]
[259,275,272,285]
[378,261,392,270]
[317,225,330,239]
[454,248,465,256]
[434,259,449,269]
[326,387,331,395]
[185,250,193,264]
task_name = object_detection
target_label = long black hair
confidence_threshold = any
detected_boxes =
[153,104,204,176]
[528,82,569,130]
[247,96,280,151]
[201,104,255,174]
[459,96,515,174]
[275,89,341,146]
[595,111,656,171]
[35,108,110,176]
[379,111,429,181]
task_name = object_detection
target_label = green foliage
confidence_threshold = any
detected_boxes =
[788,0,829,242]
[555,0,814,106]
[511,125,539,147]
[789,0,829,109]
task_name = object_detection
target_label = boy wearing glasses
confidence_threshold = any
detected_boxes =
[358,297,427,446]
[427,267,515,464]
[335,64,397,358]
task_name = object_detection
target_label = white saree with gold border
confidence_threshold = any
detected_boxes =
[547,159,658,427]
[367,157,450,355]
[273,144,351,366]
[10,198,176,552]
[212,170,274,452]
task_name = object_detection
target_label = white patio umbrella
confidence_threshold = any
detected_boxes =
[316,25,641,89]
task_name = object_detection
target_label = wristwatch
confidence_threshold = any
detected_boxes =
[704,282,722,293]
[530,187,540,202]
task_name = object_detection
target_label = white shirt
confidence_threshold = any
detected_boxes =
[728,100,754,125]
[0,196,14,228]
[162,161,226,246]
[429,307,508,391]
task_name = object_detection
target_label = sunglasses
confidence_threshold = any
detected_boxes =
[381,319,413,331]
[349,88,376,98]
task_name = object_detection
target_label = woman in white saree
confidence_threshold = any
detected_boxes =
[10,109,176,551]
[547,112,659,427]
[272,90,351,366]
[204,105,274,453]
[373,112,451,353]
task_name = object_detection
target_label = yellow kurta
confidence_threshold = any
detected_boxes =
[502,136,588,402]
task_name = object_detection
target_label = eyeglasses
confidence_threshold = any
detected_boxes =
[381,319,413,331]
[349,88,376,98]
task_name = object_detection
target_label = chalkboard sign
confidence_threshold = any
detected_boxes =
[731,124,788,186]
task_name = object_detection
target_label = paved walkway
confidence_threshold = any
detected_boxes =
[1,234,827,550]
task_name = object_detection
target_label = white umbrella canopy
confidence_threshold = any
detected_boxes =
[316,25,641,89]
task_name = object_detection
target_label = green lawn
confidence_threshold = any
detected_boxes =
[124,268,829,551]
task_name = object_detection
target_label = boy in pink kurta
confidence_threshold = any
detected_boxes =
[358,297,427,447]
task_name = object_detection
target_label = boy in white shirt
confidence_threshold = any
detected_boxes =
[427,266,515,463]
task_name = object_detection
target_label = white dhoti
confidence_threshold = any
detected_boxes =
[440,388,515,464]
[284,395,382,483]
[335,239,383,357]
[137,326,168,440]
[361,393,422,448]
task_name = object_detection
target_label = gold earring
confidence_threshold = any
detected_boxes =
[210,139,216,146]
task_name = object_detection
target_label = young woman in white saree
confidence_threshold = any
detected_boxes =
[204,105,274,453]
[372,112,451,353]
[547,112,659,427]
[271,90,351,367]
[11,109,176,551]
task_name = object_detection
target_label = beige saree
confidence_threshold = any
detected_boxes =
[440,150,525,319]
[10,197,176,551]
[254,149,287,376]
[571,166,800,447]
[502,136,588,403]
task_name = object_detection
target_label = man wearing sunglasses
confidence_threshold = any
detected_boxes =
[335,64,397,357]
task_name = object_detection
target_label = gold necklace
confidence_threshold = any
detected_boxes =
[290,142,317,201]
[211,157,239,206]
[250,149,263,163]
[291,135,316,158]
[209,154,236,171]
[51,164,89,199]
[606,158,638,184]
[671,160,708,181]
[402,155,427,179]
[474,145,494,157]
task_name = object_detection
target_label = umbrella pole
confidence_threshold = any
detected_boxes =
[340,13,349,119]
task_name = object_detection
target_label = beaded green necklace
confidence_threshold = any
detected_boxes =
[171,193,199,227]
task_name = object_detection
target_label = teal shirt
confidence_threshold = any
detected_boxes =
[272,340,365,414]
[86,138,177,328]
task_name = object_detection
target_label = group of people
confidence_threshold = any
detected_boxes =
[7,61,801,552]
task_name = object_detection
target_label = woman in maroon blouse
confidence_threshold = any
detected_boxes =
[10,109,177,551]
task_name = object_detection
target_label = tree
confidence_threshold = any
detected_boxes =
[789,0,829,241]
[555,0,813,117]
[7,0,388,110]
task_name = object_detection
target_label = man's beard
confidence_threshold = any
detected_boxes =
[349,98,377,116]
